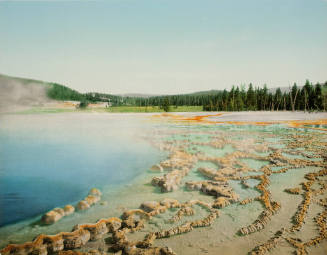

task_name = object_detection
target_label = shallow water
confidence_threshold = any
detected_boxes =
[0,113,164,227]
[0,112,326,254]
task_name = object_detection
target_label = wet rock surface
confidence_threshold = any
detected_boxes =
[41,189,102,225]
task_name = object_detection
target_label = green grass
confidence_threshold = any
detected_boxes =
[170,106,203,112]
[15,107,76,114]
[14,105,203,114]
[105,105,203,113]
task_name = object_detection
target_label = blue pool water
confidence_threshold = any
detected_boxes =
[0,113,161,227]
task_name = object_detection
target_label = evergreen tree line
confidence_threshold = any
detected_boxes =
[46,83,85,101]
[134,80,327,112]
[46,84,133,105]
[46,79,327,111]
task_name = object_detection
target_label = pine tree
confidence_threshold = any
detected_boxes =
[274,88,282,111]
[302,80,312,111]
[246,83,255,110]
[290,83,299,111]
[314,83,323,110]
[162,97,171,112]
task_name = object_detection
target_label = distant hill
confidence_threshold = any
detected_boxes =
[0,73,84,100]
[0,74,51,112]
[118,90,223,98]
[268,86,303,93]
[181,89,222,96]
[0,74,146,108]
[141,87,299,98]
[118,93,163,98]
[1,73,325,111]
[0,74,231,107]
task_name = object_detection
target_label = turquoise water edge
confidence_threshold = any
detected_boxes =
[0,112,326,255]
[0,113,165,246]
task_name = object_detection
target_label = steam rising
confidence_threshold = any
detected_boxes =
[0,75,51,112]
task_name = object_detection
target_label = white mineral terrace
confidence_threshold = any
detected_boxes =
[0,112,326,255]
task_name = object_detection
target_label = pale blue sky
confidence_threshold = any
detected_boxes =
[0,0,326,94]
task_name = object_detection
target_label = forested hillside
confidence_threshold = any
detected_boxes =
[0,74,131,106]
[1,74,326,111]
[46,83,84,101]
[134,80,327,112]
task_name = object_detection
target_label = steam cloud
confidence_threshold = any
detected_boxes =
[0,75,52,113]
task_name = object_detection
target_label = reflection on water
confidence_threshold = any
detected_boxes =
[0,113,162,227]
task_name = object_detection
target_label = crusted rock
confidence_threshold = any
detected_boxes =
[240,198,253,205]
[122,209,149,220]
[250,228,286,255]
[77,188,102,211]
[88,188,102,197]
[84,195,100,206]
[104,217,122,232]
[160,198,180,208]
[41,208,65,224]
[169,207,194,222]
[63,205,75,215]
[285,187,301,195]
[150,164,163,172]
[140,201,160,213]
[62,229,91,249]
[213,197,230,208]
[74,221,108,241]
[77,200,91,211]
[41,234,64,253]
